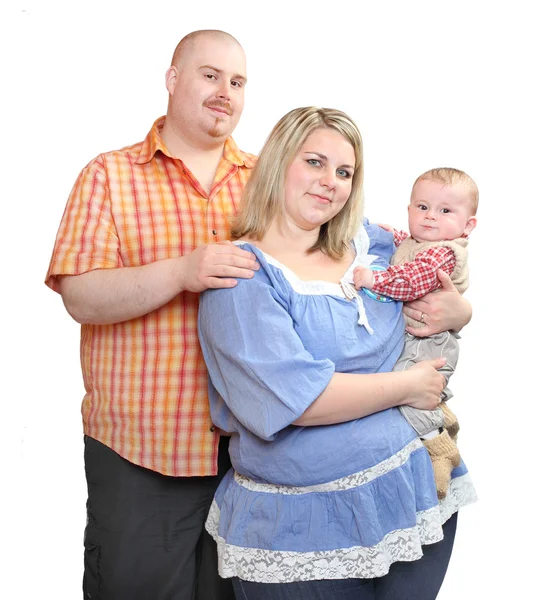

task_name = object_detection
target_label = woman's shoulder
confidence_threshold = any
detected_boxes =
[233,240,273,267]
[224,241,296,304]
[232,241,282,276]
[358,218,396,262]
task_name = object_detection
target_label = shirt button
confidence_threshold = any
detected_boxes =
[212,229,217,236]
[210,426,216,432]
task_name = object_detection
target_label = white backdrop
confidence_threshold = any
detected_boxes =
[3,0,539,597]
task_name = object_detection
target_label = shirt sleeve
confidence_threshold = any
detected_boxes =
[393,229,410,246]
[371,246,457,301]
[198,276,336,441]
[45,156,121,292]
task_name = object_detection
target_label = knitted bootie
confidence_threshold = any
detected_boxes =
[441,402,460,441]
[423,429,461,500]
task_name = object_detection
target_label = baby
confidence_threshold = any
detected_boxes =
[354,167,478,498]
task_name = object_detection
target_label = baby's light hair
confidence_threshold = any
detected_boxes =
[413,167,479,215]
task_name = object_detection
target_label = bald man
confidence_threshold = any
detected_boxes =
[45,30,258,600]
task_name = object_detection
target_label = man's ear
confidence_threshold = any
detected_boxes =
[463,216,477,236]
[165,66,178,96]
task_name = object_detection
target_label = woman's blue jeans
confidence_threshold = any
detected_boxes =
[232,512,457,600]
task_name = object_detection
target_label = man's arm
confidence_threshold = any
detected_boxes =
[59,241,259,325]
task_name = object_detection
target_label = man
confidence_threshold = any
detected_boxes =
[46,30,257,600]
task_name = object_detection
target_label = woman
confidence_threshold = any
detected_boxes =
[198,107,476,599]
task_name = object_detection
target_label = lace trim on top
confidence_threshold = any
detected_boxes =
[234,438,423,494]
[233,225,379,333]
[206,473,477,583]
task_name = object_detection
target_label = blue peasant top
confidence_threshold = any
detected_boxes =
[197,220,476,583]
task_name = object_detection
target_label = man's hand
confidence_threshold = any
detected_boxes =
[403,270,472,337]
[353,266,374,290]
[179,241,260,293]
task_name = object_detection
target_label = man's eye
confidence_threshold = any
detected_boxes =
[231,80,243,88]
[205,74,217,80]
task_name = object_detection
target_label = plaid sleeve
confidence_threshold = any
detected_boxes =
[372,246,457,301]
[393,229,410,246]
[45,156,121,292]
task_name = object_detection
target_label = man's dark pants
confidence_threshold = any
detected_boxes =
[83,435,234,600]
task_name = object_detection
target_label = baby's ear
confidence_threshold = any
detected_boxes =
[463,216,477,236]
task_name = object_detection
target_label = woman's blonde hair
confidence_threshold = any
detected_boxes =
[231,106,364,259]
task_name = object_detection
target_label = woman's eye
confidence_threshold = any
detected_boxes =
[337,169,351,178]
[307,159,321,166]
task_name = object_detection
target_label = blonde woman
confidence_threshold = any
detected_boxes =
[198,107,476,600]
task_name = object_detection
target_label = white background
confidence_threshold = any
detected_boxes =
[2,0,539,597]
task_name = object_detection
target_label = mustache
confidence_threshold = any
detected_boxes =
[204,100,233,116]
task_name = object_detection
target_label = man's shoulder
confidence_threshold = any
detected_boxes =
[100,138,146,162]
[237,149,257,169]
[224,137,258,169]
[76,139,145,177]
[81,118,163,172]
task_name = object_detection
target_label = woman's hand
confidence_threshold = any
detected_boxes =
[401,357,446,410]
[403,270,472,337]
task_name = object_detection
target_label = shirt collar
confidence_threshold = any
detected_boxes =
[222,137,256,168]
[135,116,256,168]
[135,117,169,164]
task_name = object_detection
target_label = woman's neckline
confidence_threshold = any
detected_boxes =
[234,239,359,287]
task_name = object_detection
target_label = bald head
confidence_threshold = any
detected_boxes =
[171,30,242,68]
[161,29,247,152]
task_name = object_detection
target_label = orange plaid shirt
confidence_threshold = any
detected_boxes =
[46,117,257,476]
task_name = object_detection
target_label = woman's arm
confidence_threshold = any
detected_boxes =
[402,270,472,336]
[199,277,446,439]
[294,358,446,426]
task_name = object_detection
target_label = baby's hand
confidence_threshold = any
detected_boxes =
[353,266,374,290]
[378,223,394,233]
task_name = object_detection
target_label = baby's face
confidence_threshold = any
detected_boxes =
[408,179,477,242]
